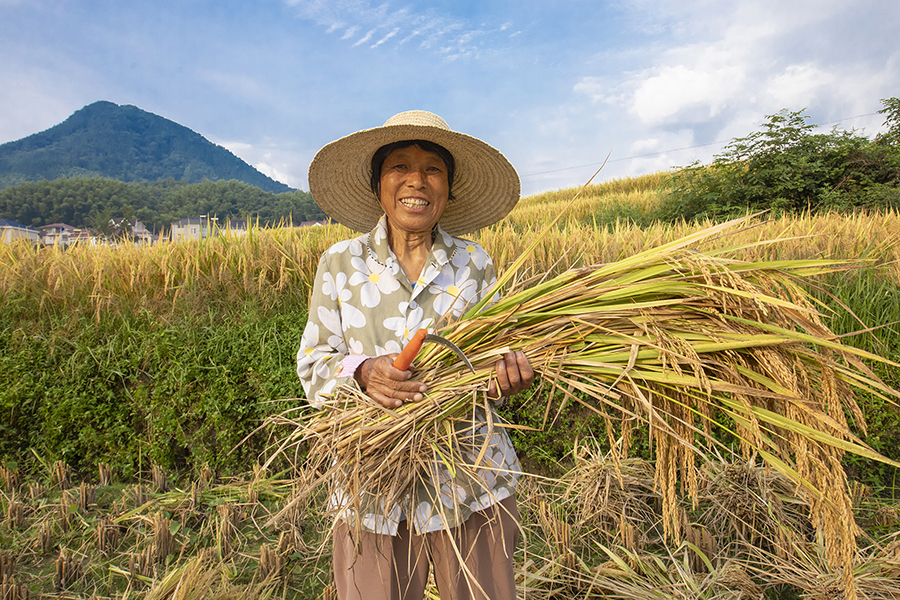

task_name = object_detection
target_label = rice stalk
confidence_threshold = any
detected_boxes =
[519,540,743,599]
[152,465,169,493]
[96,514,122,556]
[53,460,71,490]
[141,553,279,600]
[696,455,813,562]
[98,462,113,487]
[54,547,84,591]
[275,214,900,599]
[37,520,53,555]
[153,512,177,564]
[0,464,20,494]
[745,539,900,599]
[0,550,17,581]
[76,482,96,511]
[558,439,661,552]
[5,495,25,530]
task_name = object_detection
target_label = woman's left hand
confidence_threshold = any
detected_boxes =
[488,350,534,400]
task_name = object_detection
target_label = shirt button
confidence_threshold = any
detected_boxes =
[410,301,418,310]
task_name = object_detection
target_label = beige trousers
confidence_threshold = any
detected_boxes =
[332,495,520,600]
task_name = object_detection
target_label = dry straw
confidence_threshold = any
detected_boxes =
[273,197,900,599]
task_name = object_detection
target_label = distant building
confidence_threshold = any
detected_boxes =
[111,217,156,246]
[0,219,41,245]
[38,223,78,247]
[168,216,254,241]
[69,228,100,246]
[170,217,213,242]
[166,216,330,242]
[222,219,248,236]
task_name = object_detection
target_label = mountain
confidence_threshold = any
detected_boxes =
[0,101,292,193]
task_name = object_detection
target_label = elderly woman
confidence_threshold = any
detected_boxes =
[297,111,533,600]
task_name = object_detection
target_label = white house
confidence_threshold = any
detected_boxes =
[0,219,41,245]
[222,219,248,236]
[169,216,250,241]
[38,223,77,247]
[169,217,212,242]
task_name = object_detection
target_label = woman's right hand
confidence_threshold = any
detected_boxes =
[354,355,427,408]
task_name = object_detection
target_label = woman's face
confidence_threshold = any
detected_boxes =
[378,145,450,239]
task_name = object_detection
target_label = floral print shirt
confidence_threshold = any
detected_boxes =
[296,215,521,535]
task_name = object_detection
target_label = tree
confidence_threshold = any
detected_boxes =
[661,103,900,222]
[876,96,900,147]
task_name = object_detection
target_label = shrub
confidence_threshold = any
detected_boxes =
[659,98,900,222]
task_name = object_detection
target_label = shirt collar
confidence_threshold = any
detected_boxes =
[367,215,458,271]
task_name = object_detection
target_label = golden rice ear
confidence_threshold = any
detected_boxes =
[272,215,898,600]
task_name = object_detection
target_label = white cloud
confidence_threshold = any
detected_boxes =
[515,0,900,195]
[575,0,900,148]
[631,63,745,124]
[763,64,835,110]
[371,28,399,48]
[352,29,375,47]
[283,0,510,59]
[214,138,309,190]
[398,30,420,44]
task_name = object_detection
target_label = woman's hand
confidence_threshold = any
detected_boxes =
[488,350,534,400]
[354,355,427,408]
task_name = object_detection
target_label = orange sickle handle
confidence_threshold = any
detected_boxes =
[393,328,428,371]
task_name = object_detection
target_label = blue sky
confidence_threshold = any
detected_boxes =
[2,0,898,196]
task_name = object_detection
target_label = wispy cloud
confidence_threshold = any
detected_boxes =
[283,0,512,59]
[371,28,399,48]
[352,29,375,47]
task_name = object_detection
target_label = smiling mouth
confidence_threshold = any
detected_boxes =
[400,198,429,208]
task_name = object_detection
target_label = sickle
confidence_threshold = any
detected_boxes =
[392,328,475,373]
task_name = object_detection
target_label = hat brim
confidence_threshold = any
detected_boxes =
[308,121,520,236]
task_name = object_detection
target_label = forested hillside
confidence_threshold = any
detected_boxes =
[0,177,324,232]
[0,100,291,193]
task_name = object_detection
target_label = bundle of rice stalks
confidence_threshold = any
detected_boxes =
[521,541,750,600]
[697,455,813,561]
[139,554,278,600]
[277,216,900,599]
[558,439,660,552]
[745,539,900,599]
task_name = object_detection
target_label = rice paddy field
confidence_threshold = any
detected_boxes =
[2,173,900,598]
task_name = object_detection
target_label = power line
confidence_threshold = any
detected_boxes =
[522,140,723,177]
[521,111,881,179]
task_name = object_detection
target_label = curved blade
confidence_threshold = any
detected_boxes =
[423,334,475,373]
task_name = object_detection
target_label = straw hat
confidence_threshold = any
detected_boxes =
[308,110,520,236]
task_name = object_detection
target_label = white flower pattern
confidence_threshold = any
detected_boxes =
[348,255,401,307]
[428,265,479,318]
[296,216,519,536]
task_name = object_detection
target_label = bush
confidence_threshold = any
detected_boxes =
[0,306,306,480]
[659,98,900,222]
